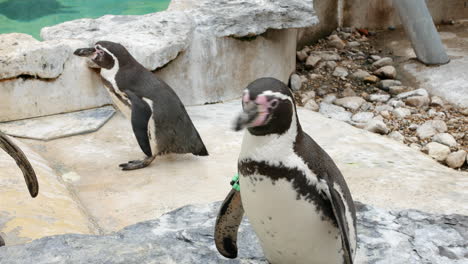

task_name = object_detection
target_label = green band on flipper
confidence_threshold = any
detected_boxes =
[231,173,240,191]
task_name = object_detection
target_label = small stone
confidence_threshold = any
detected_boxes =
[323,93,337,104]
[374,66,397,79]
[305,55,322,69]
[325,61,337,71]
[309,73,322,80]
[388,86,407,95]
[296,50,308,62]
[397,88,429,99]
[445,150,467,169]
[347,41,360,47]
[310,51,341,61]
[424,142,451,161]
[432,133,457,147]
[370,55,381,61]
[430,96,445,107]
[334,96,366,111]
[301,91,316,104]
[363,75,379,84]
[332,67,349,78]
[351,112,374,123]
[409,124,419,131]
[372,57,393,68]
[404,95,430,108]
[341,27,353,33]
[319,103,352,122]
[380,110,391,118]
[409,143,422,151]
[351,69,371,80]
[380,80,402,90]
[342,87,356,97]
[375,105,393,112]
[388,131,404,142]
[339,32,351,40]
[304,100,319,111]
[365,120,389,134]
[388,99,405,108]
[369,94,390,103]
[317,85,330,96]
[328,35,346,49]
[416,120,448,139]
[392,107,411,119]
[289,74,303,91]
[360,102,373,111]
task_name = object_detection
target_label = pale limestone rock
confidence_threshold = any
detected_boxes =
[332,67,348,78]
[334,96,365,111]
[305,55,321,69]
[363,75,379,83]
[388,99,405,108]
[432,133,457,147]
[290,74,303,91]
[352,112,374,123]
[425,142,451,161]
[301,91,316,104]
[369,94,390,103]
[310,51,341,61]
[417,120,448,139]
[319,103,352,122]
[365,119,389,134]
[388,86,407,95]
[393,107,411,119]
[380,80,402,90]
[296,50,308,62]
[351,69,371,80]
[446,150,467,169]
[323,93,337,104]
[430,96,445,107]
[342,87,356,97]
[404,96,430,107]
[388,131,405,142]
[397,88,429,99]
[374,65,397,79]
[328,34,346,49]
[372,57,393,68]
[0,33,72,79]
[304,100,319,111]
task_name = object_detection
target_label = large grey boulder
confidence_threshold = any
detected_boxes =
[0,202,466,264]
[0,33,73,80]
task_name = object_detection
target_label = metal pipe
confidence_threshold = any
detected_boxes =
[393,0,450,65]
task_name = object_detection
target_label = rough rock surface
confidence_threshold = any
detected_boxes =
[0,34,76,79]
[0,202,466,264]
[319,102,352,122]
[446,150,467,169]
[41,0,317,71]
[425,142,451,161]
[334,96,365,111]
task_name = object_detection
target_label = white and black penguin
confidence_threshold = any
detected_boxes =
[0,132,38,247]
[74,41,208,170]
[215,78,357,263]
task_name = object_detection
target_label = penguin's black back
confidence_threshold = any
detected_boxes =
[115,60,208,156]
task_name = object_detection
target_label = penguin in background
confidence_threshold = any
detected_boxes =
[74,41,208,170]
[0,132,38,246]
[214,78,357,264]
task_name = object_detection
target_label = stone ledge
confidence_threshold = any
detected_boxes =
[0,201,465,263]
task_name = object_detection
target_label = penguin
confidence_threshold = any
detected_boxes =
[74,41,208,170]
[215,78,357,264]
[0,131,38,246]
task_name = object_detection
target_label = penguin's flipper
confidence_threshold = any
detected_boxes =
[127,91,153,157]
[214,189,244,259]
[0,235,5,247]
[327,182,354,264]
[0,132,38,198]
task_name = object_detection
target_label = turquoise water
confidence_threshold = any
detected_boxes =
[0,0,170,40]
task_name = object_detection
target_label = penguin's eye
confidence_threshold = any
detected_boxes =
[270,99,279,109]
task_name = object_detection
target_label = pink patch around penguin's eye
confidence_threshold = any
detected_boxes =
[254,95,268,105]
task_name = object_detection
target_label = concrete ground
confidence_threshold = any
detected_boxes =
[1,100,467,245]
[372,21,468,108]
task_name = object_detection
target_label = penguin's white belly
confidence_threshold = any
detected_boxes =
[100,65,132,119]
[240,174,343,264]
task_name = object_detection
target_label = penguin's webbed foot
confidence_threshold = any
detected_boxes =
[119,156,155,171]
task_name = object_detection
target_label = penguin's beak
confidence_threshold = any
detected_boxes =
[73,47,96,57]
[233,101,259,131]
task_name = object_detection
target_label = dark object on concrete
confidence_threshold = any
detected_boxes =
[0,201,467,263]
[393,0,450,65]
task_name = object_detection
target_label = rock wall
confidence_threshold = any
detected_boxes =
[0,201,466,263]
[0,0,318,121]
[0,34,111,122]
[343,0,468,29]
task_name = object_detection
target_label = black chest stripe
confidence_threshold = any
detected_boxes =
[239,159,338,226]
[101,77,131,107]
